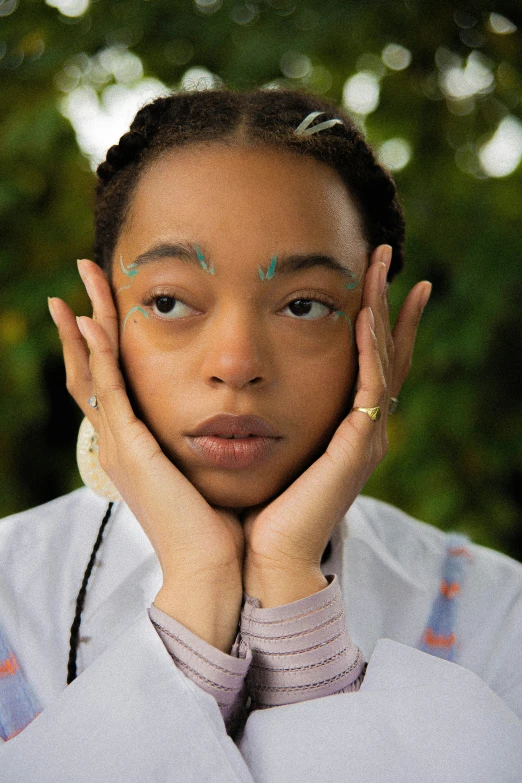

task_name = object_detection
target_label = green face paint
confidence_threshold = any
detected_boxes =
[258,255,278,281]
[343,269,362,290]
[122,306,149,332]
[120,254,138,277]
[194,243,215,275]
[332,310,354,345]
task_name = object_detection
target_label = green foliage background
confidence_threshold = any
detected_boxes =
[1,0,521,559]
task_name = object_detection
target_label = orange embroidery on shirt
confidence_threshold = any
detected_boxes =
[423,629,456,648]
[0,653,19,678]
[448,546,472,558]
[440,580,460,599]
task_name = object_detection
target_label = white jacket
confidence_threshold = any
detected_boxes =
[0,487,521,781]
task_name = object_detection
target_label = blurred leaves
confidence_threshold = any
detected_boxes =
[0,0,521,559]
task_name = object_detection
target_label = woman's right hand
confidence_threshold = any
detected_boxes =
[48,259,245,651]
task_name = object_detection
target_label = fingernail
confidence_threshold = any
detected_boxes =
[77,260,94,300]
[48,297,57,325]
[381,245,392,272]
[368,306,375,330]
[420,282,432,313]
[76,316,88,339]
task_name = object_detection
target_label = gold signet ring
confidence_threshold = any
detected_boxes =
[352,406,382,421]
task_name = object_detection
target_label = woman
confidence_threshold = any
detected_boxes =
[1,87,521,781]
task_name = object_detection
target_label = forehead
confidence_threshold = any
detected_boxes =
[120,144,368,264]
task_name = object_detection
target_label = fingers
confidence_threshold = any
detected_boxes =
[77,259,120,358]
[390,280,432,396]
[48,296,94,421]
[48,258,122,422]
[359,244,432,411]
[350,306,387,444]
[354,245,393,451]
[361,245,393,388]
[76,316,137,437]
[75,314,167,495]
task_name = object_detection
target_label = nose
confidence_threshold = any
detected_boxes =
[199,307,267,390]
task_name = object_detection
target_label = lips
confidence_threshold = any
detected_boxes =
[187,413,279,438]
[185,413,281,470]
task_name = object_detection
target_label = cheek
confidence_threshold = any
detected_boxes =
[119,339,184,416]
[284,336,357,436]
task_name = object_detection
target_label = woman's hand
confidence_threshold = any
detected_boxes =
[241,244,432,606]
[48,260,245,652]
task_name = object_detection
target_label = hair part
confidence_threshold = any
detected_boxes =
[94,87,405,281]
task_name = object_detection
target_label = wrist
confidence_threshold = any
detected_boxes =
[244,564,328,608]
[154,578,242,654]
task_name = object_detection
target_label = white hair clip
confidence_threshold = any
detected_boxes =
[294,111,344,136]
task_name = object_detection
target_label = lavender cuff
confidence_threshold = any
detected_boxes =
[148,572,365,733]
[148,604,251,734]
[240,573,365,709]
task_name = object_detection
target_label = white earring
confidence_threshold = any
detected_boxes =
[76,417,122,501]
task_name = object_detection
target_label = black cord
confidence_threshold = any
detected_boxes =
[67,501,114,685]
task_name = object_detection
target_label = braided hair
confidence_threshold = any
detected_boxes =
[93,87,405,281]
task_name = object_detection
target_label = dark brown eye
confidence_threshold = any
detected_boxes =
[289,299,313,316]
[284,298,333,320]
[150,295,194,319]
[155,296,175,313]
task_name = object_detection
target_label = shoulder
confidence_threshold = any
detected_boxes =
[353,493,522,585]
[0,487,111,561]
[356,495,522,568]
[350,494,449,585]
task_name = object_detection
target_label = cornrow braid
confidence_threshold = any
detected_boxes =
[96,131,146,182]
[94,87,405,280]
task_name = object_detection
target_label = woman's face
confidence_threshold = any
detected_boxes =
[112,143,369,510]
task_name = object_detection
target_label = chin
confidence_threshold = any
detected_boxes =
[190,473,281,510]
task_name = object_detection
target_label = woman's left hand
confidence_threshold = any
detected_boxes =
[241,244,432,606]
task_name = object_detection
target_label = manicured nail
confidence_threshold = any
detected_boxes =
[47,297,57,325]
[420,282,432,313]
[368,306,375,330]
[381,245,392,272]
[76,316,88,339]
[77,259,94,300]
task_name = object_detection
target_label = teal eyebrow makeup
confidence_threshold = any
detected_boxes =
[120,254,138,277]
[194,243,215,275]
[258,255,278,281]
[129,243,358,285]
[343,269,363,290]
[129,242,217,275]
[122,306,149,332]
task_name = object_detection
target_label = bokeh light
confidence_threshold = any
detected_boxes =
[280,51,313,80]
[378,138,412,171]
[61,79,169,169]
[439,50,494,100]
[488,13,517,35]
[0,0,18,16]
[342,71,380,115]
[381,43,412,71]
[479,116,522,177]
[45,0,89,18]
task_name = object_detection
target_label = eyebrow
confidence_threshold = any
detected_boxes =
[131,242,359,281]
